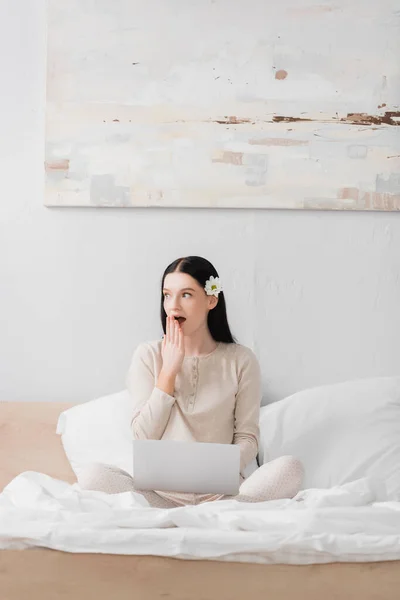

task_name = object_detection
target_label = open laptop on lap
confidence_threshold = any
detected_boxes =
[133,440,240,495]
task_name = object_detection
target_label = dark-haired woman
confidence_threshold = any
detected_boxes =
[78,256,304,508]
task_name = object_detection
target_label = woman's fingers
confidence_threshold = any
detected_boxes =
[167,315,171,341]
[171,317,175,344]
[166,315,174,344]
[165,315,182,347]
[178,324,184,349]
[174,318,179,346]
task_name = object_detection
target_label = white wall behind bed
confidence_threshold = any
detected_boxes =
[0,0,399,404]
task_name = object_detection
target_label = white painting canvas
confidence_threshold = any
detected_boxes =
[45,0,400,209]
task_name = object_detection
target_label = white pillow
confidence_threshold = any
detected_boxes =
[258,376,400,499]
[57,389,258,480]
[56,390,135,478]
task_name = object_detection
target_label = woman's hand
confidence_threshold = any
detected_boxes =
[161,315,185,377]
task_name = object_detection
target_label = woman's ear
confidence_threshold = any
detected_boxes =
[208,295,218,311]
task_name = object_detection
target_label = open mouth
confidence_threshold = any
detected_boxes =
[174,316,186,324]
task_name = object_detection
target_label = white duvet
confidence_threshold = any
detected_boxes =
[1,472,400,564]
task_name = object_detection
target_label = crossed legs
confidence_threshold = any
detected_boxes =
[77,455,304,508]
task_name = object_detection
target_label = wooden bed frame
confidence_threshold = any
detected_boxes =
[1,401,399,600]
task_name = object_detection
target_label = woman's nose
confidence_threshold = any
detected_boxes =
[167,297,181,308]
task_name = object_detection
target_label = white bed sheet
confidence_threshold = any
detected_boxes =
[1,472,400,565]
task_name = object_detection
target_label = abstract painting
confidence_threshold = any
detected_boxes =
[45,0,400,209]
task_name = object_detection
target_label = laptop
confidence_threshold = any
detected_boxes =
[133,439,241,495]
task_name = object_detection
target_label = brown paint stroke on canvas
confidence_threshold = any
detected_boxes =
[45,159,70,171]
[340,112,400,126]
[272,116,313,123]
[338,187,360,201]
[212,151,243,165]
[249,138,308,146]
[211,112,399,126]
[338,187,400,210]
[275,70,288,80]
[214,116,253,124]
[364,192,400,210]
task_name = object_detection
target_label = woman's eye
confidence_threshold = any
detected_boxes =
[163,293,191,299]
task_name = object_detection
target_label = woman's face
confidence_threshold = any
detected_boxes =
[163,272,217,336]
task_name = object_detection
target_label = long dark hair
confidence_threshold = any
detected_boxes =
[160,256,236,344]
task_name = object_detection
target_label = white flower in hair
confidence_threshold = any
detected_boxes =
[204,276,223,297]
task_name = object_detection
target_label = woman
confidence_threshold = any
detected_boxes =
[78,256,304,508]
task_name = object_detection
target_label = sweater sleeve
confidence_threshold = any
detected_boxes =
[233,348,262,473]
[126,343,176,440]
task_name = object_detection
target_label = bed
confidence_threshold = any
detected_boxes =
[0,400,399,600]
